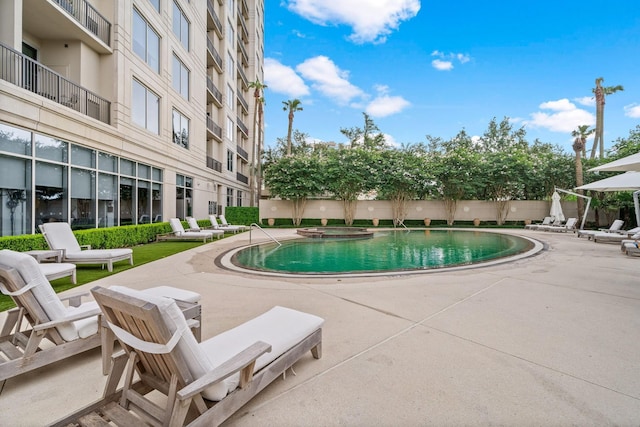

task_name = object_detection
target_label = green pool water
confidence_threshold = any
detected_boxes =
[232,230,534,274]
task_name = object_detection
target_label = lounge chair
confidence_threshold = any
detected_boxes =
[40,222,133,272]
[536,218,565,232]
[621,241,640,256]
[186,217,224,239]
[524,216,553,230]
[157,218,220,242]
[577,219,624,239]
[219,215,247,231]
[545,217,577,232]
[593,227,640,243]
[209,215,243,234]
[0,249,105,388]
[51,286,324,427]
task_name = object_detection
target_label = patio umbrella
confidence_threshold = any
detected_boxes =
[589,151,640,172]
[549,191,565,222]
[575,171,640,226]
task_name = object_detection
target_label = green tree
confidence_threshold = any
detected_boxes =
[590,77,624,159]
[248,80,267,206]
[340,112,387,149]
[263,154,325,226]
[282,99,303,155]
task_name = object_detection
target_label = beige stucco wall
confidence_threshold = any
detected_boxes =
[260,199,594,224]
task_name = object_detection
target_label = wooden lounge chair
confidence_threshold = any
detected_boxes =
[157,218,221,242]
[52,285,323,427]
[209,215,243,234]
[186,217,224,239]
[40,222,133,272]
[0,249,106,390]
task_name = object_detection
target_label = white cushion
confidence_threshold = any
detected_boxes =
[40,222,82,252]
[0,250,98,341]
[169,218,186,235]
[38,263,76,276]
[142,286,201,303]
[65,248,132,260]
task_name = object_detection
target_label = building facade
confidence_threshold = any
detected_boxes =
[0,0,264,236]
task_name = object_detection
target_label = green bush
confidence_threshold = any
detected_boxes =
[225,207,258,225]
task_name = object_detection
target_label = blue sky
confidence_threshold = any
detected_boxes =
[263,0,640,153]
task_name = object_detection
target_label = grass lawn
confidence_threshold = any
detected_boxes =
[0,241,206,312]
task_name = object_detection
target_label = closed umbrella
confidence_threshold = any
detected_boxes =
[549,191,565,222]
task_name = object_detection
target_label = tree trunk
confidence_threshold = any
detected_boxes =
[343,199,357,226]
[443,199,456,225]
[291,197,307,226]
[286,112,294,155]
[575,150,585,220]
[391,194,408,226]
[494,200,510,225]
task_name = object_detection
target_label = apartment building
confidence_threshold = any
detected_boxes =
[0,0,264,236]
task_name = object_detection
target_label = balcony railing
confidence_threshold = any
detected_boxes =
[54,0,111,46]
[237,144,249,161]
[236,116,248,137]
[206,0,224,38]
[206,156,222,172]
[206,114,222,141]
[237,35,249,64]
[236,172,249,184]
[237,91,248,113]
[0,42,110,124]
[207,37,223,72]
[207,76,223,106]
[237,13,249,41]
[240,0,249,18]
[237,65,248,88]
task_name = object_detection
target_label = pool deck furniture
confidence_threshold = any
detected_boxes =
[219,215,247,231]
[577,219,625,239]
[186,216,225,240]
[544,217,577,233]
[209,215,243,233]
[38,262,77,284]
[25,249,62,263]
[157,218,221,242]
[40,222,133,272]
[593,228,640,243]
[0,249,105,388]
[534,218,564,231]
[50,286,323,427]
[524,216,553,230]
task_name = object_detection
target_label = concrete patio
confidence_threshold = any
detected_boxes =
[1,228,639,426]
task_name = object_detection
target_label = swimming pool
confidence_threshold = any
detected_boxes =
[228,230,541,276]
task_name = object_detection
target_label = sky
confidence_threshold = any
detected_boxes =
[262,0,640,154]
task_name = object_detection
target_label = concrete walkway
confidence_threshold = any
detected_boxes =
[1,228,639,426]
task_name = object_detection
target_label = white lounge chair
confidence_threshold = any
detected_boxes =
[40,222,133,272]
[51,285,323,427]
[525,216,553,230]
[186,217,224,239]
[219,215,247,231]
[0,249,105,387]
[577,219,625,239]
[157,218,220,242]
[621,241,640,256]
[593,227,640,243]
[545,217,577,232]
[536,218,565,231]
[209,215,243,233]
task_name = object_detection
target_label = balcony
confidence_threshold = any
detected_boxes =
[236,172,249,185]
[236,116,248,138]
[23,0,111,53]
[207,76,223,107]
[237,35,249,65]
[237,91,248,114]
[206,0,224,38]
[206,114,222,142]
[237,13,249,42]
[206,156,222,172]
[237,66,248,89]
[0,43,110,124]
[237,144,249,162]
[240,0,249,18]
[207,38,223,73]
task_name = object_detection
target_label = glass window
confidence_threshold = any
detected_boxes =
[0,155,32,236]
[172,54,189,99]
[172,109,189,149]
[227,149,233,172]
[226,188,233,207]
[152,182,162,222]
[120,159,136,176]
[120,177,135,225]
[71,145,96,168]
[35,161,68,225]
[71,168,96,229]
[98,152,117,172]
[236,190,242,207]
[176,174,192,219]
[137,180,150,223]
[226,84,234,110]
[138,164,150,179]
[133,9,160,72]
[226,116,234,141]
[226,51,234,75]
[152,168,162,182]
[226,19,234,45]
[35,134,68,162]
[172,1,190,51]
[149,0,160,11]
[132,79,160,134]
[0,123,31,156]
[98,173,118,227]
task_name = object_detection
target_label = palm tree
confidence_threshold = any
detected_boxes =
[282,99,303,155]
[590,77,624,159]
[572,125,594,220]
[248,80,267,206]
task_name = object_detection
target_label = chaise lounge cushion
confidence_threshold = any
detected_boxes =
[107,286,324,401]
[41,222,133,261]
[0,250,98,341]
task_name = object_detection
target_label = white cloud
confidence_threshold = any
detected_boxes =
[285,0,420,44]
[624,103,640,118]
[366,95,410,118]
[296,56,365,104]
[574,96,595,107]
[431,59,453,71]
[526,98,595,133]
[430,50,471,71]
[264,58,310,98]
